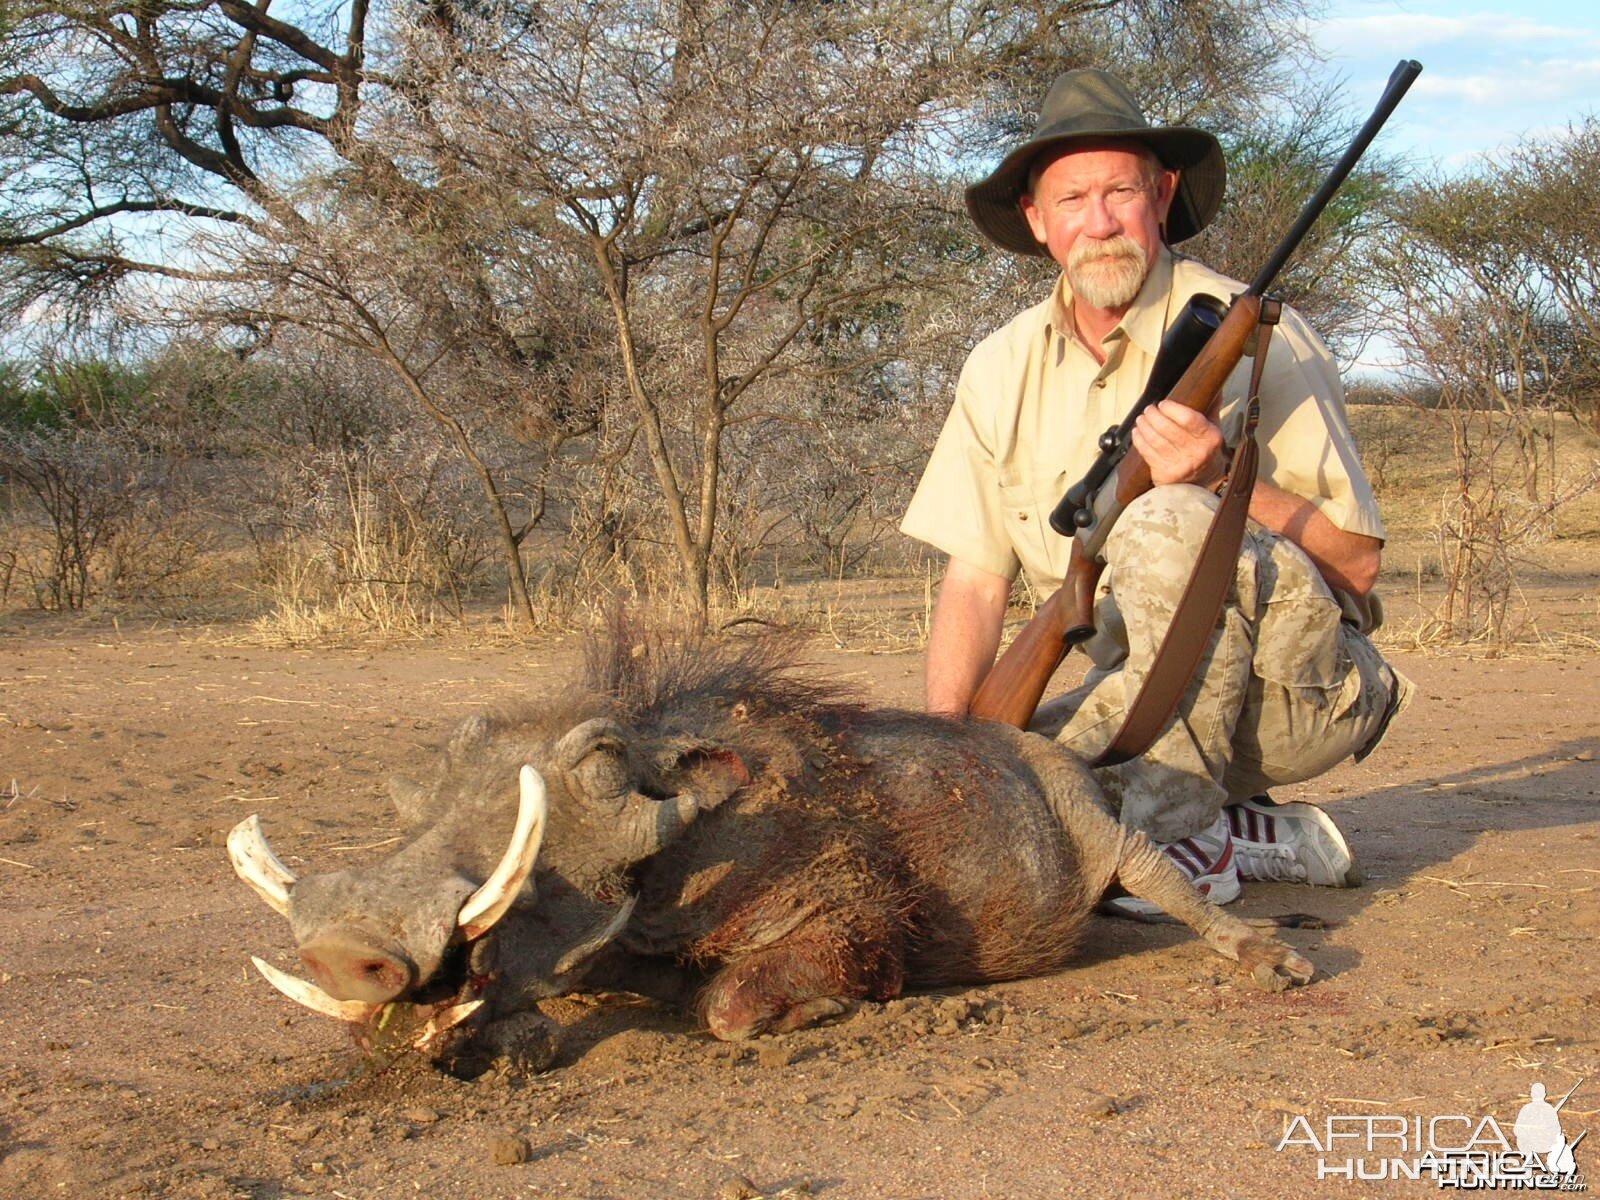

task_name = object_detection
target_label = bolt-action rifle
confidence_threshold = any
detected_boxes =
[968,59,1422,731]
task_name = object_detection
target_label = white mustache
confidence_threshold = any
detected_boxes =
[1067,236,1144,271]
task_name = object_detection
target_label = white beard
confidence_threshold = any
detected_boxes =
[1067,235,1149,310]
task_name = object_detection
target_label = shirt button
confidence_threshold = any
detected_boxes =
[1094,379,1107,389]
[1018,513,1029,521]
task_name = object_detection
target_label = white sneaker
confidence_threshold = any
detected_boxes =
[1224,797,1362,887]
[1104,812,1241,917]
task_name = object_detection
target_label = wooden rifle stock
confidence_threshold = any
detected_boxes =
[967,294,1262,728]
[1106,294,1262,502]
[967,535,1102,728]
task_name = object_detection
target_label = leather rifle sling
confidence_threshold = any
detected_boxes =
[1091,298,1281,769]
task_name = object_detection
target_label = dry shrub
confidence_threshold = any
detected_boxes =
[1348,400,1416,495]
[1348,404,1600,648]
[0,426,216,611]
[245,433,497,638]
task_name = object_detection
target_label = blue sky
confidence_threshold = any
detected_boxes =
[1308,1,1600,168]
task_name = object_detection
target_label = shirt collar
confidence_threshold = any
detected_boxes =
[1118,245,1176,359]
[1042,245,1177,357]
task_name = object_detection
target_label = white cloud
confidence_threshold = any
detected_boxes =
[1415,58,1600,106]
[1303,3,1599,169]
[1313,12,1598,54]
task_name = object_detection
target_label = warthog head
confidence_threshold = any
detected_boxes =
[228,705,749,1056]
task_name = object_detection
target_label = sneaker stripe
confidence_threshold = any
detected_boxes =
[1166,841,1204,876]
[1212,838,1235,874]
[1164,842,1195,874]
[1181,838,1218,871]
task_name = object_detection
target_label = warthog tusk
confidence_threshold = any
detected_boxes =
[457,765,548,939]
[552,895,638,978]
[250,956,376,1024]
[414,999,485,1050]
[228,816,298,916]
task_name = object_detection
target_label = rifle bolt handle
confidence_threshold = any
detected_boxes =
[1098,428,1119,453]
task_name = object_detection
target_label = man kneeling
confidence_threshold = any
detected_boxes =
[902,69,1412,915]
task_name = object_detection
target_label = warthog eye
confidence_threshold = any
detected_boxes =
[573,747,629,800]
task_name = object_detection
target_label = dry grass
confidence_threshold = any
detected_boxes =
[6,404,1597,657]
[1351,405,1600,563]
[1349,404,1600,652]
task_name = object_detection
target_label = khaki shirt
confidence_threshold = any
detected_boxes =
[901,248,1384,599]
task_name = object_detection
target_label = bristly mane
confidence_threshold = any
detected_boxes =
[580,614,861,727]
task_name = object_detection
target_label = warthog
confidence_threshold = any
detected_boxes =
[229,630,1312,1063]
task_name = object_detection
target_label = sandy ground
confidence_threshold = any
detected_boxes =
[0,613,1596,1199]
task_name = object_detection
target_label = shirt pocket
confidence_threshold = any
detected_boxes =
[997,470,1068,588]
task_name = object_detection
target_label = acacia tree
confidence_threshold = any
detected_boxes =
[387,1,1008,617]
[1500,118,1600,434]
[1,0,1319,622]
[1369,125,1600,641]
[0,0,595,621]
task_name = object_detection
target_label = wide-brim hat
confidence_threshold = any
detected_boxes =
[965,69,1226,256]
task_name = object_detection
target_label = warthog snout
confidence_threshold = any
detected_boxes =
[299,929,417,1004]
[230,765,550,1038]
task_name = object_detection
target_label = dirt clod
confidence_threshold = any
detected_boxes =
[1081,1093,1119,1121]
[756,1043,793,1069]
[938,997,973,1022]
[489,1134,531,1166]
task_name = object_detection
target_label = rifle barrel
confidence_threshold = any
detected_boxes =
[1248,59,1422,297]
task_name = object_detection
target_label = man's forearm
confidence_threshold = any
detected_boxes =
[1247,479,1382,597]
[925,562,1012,715]
[1136,401,1382,597]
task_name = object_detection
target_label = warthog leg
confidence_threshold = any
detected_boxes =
[1107,828,1315,989]
[995,726,1315,990]
[697,916,901,1041]
[698,947,860,1041]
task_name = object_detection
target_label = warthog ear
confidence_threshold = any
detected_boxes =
[388,775,430,828]
[448,714,492,761]
[552,718,629,772]
[650,737,751,812]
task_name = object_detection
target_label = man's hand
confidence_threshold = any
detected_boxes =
[1133,401,1381,595]
[1132,399,1226,488]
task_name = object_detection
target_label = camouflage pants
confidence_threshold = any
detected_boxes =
[1030,485,1412,844]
